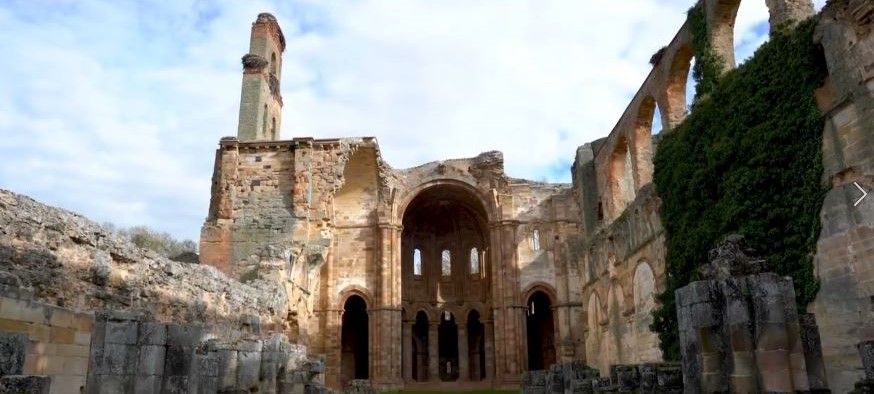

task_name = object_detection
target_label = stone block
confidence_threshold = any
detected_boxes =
[163,345,193,376]
[216,349,238,390]
[137,345,165,376]
[0,319,28,334]
[56,344,89,357]
[0,331,27,375]
[103,343,137,375]
[0,375,50,394]
[74,330,91,346]
[137,323,167,346]
[236,350,261,391]
[133,374,161,394]
[48,308,74,328]
[49,327,75,344]
[162,375,190,394]
[104,321,137,345]
[860,340,874,380]
[166,324,202,347]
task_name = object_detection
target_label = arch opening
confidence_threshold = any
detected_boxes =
[401,183,492,383]
[340,295,369,383]
[467,310,486,381]
[526,291,556,371]
[438,311,459,381]
[412,311,430,382]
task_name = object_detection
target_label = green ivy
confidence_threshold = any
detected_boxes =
[688,4,725,98]
[650,18,828,360]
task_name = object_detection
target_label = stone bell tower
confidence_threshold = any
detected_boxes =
[237,13,285,141]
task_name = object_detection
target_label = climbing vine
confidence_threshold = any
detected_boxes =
[687,4,725,99]
[650,18,828,360]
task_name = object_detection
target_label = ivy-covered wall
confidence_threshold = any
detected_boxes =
[650,17,828,359]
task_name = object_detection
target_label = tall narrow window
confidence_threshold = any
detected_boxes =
[532,230,541,251]
[441,250,451,276]
[469,247,480,274]
[413,249,422,276]
[271,117,277,139]
[270,52,277,75]
[262,104,268,138]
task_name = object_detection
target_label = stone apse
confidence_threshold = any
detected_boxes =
[200,1,874,391]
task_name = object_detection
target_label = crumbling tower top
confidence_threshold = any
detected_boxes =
[236,13,286,142]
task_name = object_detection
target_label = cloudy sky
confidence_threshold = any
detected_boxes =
[0,0,824,242]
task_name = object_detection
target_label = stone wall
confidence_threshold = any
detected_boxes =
[84,310,323,394]
[806,0,874,391]
[0,290,92,394]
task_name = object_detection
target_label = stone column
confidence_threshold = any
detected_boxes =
[489,220,524,384]
[428,322,439,382]
[403,321,413,382]
[458,323,469,381]
[484,320,495,380]
[373,224,403,389]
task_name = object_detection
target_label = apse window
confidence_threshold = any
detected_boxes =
[441,249,451,276]
[413,249,422,276]
[532,230,541,251]
[469,247,480,275]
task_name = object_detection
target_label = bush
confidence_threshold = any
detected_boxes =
[105,223,199,263]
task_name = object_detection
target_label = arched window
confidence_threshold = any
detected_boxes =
[413,249,422,276]
[532,230,541,251]
[271,117,277,139]
[469,247,480,274]
[270,52,277,75]
[441,249,451,276]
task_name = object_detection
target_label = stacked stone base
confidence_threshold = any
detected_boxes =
[85,310,327,394]
[520,361,682,393]
[0,331,51,393]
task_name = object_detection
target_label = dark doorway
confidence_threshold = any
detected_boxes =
[467,310,486,380]
[526,291,556,371]
[412,311,429,381]
[341,295,369,382]
[438,311,459,381]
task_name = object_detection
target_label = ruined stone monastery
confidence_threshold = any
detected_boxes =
[0,0,872,393]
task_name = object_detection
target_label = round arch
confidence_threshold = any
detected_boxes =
[337,285,374,311]
[522,282,558,307]
[395,179,496,225]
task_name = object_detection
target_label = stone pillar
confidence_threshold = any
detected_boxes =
[403,321,413,382]
[428,322,439,382]
[484,320,495,380]
[372,224,403,389]
[458,323,469,381]
[721,275,758,393]
[799,313,829,391]
[751,275,806,392]
[489,220,524,384]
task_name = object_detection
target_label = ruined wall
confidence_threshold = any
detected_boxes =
[566,0,834,378]
[0,188,327,392]
[0,189,288,329]
[806,1,874,391]
[0,290,92,394]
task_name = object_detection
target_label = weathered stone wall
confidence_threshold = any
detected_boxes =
[0,290,92,394]
[806,0,874,392]
[0,189,288,330]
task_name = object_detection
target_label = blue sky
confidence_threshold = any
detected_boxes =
[0,0,824,242]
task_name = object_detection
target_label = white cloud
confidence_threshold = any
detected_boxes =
[0,0,823,241]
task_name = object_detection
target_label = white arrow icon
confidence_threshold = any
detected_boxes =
[854,182,868,207]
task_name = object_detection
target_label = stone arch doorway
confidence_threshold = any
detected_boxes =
[467,310,486,381]
[438,311,459,381]
[526,290,556,371]
[412,311,430,382]
[341,295,369,383]
[400,182,493,383]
